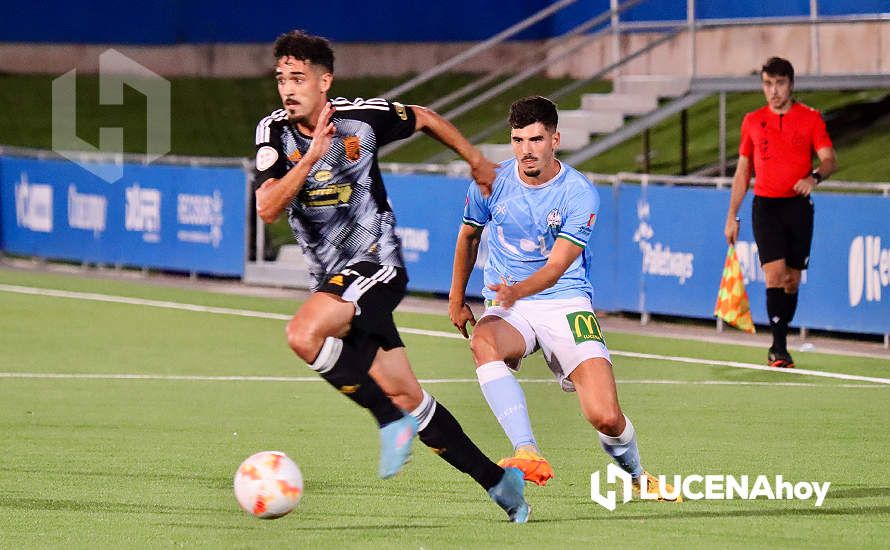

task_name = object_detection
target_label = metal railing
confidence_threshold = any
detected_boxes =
[586,172,890,196]
[424,27,682,163]
[420,0,645,115]
[377,1,888,163]
[377,162,890,195]
[380,0,580,100]
[0,144,246,168]
[378,0,648,159]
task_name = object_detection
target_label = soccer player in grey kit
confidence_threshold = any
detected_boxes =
[253,30,529,522]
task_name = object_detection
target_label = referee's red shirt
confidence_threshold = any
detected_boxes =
[739,102,833,198]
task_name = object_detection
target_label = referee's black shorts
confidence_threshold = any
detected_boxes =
[751,195,814,270]
[316,261,408,351]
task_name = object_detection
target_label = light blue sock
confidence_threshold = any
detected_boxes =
[477,361,537,450]
[598,415,644,478]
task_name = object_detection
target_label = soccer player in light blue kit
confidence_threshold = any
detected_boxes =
[449,96,679,500]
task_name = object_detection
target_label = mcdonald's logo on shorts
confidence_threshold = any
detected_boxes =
[565,311,605,345]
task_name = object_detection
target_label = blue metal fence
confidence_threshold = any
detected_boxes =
[0,156,247,276]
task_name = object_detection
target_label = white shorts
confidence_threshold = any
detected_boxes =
[477,296,611,392]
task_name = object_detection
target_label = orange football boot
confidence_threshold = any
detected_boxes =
[497,448,554,486]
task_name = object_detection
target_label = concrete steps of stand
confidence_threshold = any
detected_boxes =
[477,144,515,164]
[580,92,659,116]
[614,75,691,98]
[243,244,310,289]
[476,75,690,155]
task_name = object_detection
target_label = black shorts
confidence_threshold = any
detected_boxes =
[316,262,408,351]
[751,195,814,270]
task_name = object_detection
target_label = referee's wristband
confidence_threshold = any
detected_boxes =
[810,169,824,184]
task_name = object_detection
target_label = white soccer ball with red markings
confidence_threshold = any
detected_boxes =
[233,451,303,519]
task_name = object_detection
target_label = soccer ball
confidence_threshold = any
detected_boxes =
[233,451,303,519]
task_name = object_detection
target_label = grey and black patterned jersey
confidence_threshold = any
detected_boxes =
[253,97,417,290]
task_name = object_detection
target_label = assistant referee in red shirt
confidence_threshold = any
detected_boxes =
[724,57,837,368]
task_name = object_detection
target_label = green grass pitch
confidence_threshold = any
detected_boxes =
[1,269,888,548]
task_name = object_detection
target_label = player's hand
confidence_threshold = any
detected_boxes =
[449,301,477,339]
[487,283,520,309]
[793,175,816,197]
[470,157,498,198]
[724,216,740,245]
[305,102,336,163]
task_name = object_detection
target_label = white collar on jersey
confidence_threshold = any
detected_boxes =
[513,158,565,189]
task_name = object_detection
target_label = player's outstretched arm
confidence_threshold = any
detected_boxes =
[489,238,583,309]
[449,224,483,338]
[255,103,336,223]
[411,105,498,197]
[724,155,752,245]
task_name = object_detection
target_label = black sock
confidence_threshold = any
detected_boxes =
[317,334,403,427]
[417,400,504,491]
[784,291,799,325]
[766,287,787,352]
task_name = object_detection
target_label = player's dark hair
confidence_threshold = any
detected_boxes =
[509,96,558,132]
[274,30,335,74]
[761,57,794,82]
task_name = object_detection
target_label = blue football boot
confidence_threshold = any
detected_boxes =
[487,467,531,523]
[378,414,418,479]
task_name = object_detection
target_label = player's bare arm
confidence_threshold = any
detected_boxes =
[792,146,837,197]
[411,105,498,197]
[255,102,336,223]
[449,223,484,338]
[724,155,752,245]
[488,238,583,309]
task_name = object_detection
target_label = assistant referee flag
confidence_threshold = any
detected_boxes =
[714,245,756,334]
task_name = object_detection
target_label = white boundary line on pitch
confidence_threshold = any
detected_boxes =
[2,283,889,387]
[0,372,885,388]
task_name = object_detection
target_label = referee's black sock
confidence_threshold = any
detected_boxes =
[783,290,799,325]
[309,334,404,427]
[410,390,504,491]
[766,287,788,352]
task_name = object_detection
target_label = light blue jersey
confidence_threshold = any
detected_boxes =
[463,158,600,302]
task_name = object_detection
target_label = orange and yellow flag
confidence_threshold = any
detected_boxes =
[714,245,755,334]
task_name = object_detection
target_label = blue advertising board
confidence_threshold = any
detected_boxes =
[615,184,731,318]
[385,173,487,298]
[585,183,621,312]
[742,192,890,334]
[2,157,886,336]
[0,156,246,276]
[385,172,888,336]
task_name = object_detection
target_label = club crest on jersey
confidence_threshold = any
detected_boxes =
[256,146,278,171]
[344,136,361,161]
[313,170,333,183]
[547,209,562,230]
